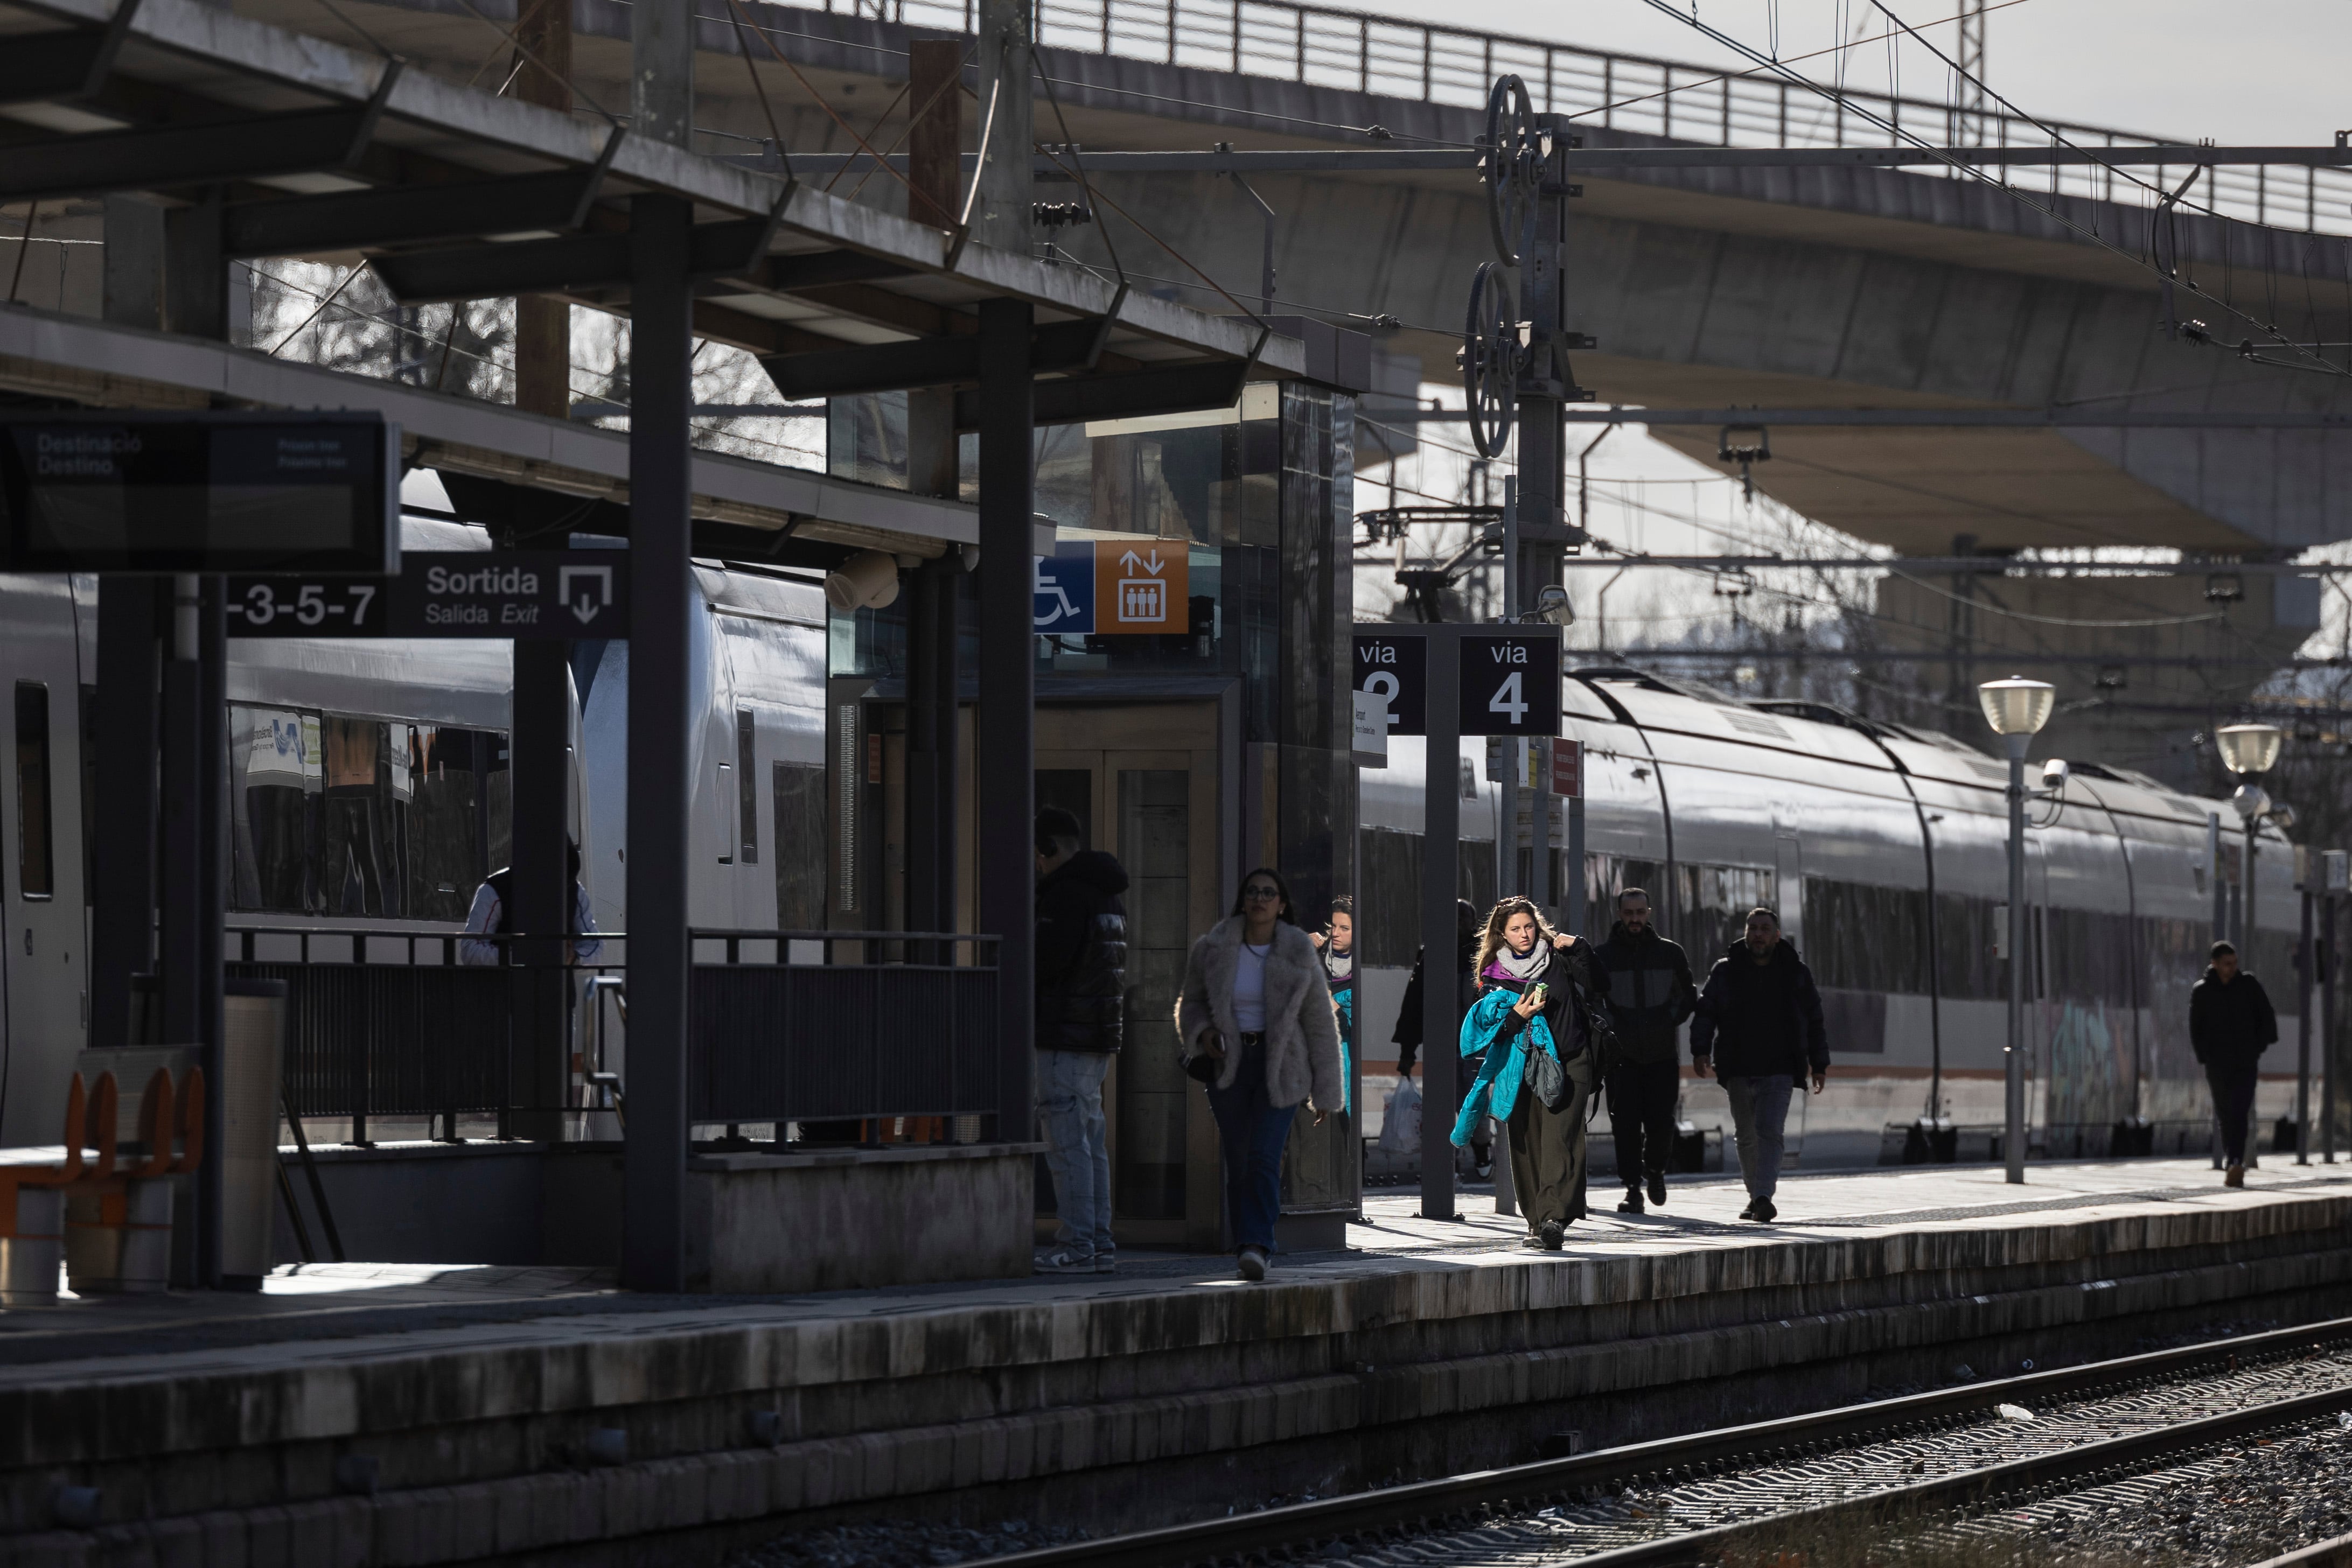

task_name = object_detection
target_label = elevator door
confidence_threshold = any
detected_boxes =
[1036,703,1224,1248]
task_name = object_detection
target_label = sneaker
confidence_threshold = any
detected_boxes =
[1237,1245,1268,1282]
[1737,1199,1758,1220]
[1617,1188,1644,1214]
[1538,1220,1565,1251]
[1092,1251,1119,1273]
[1647,1171,1669,1207]
[1747,1198,1777,1223]
[1035,1248,1092,1272]
[2224,1165,2245,1188]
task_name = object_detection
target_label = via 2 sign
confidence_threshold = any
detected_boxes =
[1460,633,1560,737]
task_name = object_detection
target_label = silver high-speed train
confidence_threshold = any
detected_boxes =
[1357,667,2292,1162]
[0,524,2285,1159]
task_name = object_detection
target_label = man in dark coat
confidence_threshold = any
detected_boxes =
[1034,807,1128,1271]
[1595,887,1697,1213]
[1392,899,1487,1174]
[2189,939,2277,1187]
[1690,908,1828,1223]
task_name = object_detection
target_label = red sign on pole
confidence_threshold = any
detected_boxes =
[1551,737,1582,799]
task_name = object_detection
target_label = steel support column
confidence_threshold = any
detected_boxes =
[89,579,159,1054]
[622,193,695,1291]
[2004,733,2028,1185]
[509,639,571,1140]
[976,298,1034,1139]
[1419,640,1460,1222]
[2298,887,2314,1163]
[159,576,226,1279]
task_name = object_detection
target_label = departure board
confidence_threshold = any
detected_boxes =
[0,412,396,573]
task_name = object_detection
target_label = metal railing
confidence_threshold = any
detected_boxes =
[788,0,2352,236]
[689,930,1000,1126]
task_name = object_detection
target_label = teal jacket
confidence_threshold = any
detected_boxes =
[1449,988,1560,1146]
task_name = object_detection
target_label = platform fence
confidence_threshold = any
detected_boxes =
[773,0,2352,236]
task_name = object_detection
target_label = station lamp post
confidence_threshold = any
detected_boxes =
[1980,676,2055,1185]
[2216,723,2286,949]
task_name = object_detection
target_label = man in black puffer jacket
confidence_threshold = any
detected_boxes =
[2188,940,2276,1187]
[1595,887,1696,1214]
[1033,807,1128,1272]
[1690,908,1828,1224]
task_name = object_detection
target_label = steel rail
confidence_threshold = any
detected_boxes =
[982,1313,2352,1568]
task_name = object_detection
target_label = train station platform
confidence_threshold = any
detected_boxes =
[4,1159,2349,1566]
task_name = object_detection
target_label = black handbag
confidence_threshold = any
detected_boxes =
[1184,1031,1224,1084]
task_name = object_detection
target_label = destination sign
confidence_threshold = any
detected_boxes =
[0,412,396,574]
[227,551,629,639]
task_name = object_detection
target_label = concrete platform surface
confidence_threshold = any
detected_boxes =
[1,1158,2347,1566]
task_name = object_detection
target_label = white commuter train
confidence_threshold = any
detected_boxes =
[0,516,830,1148]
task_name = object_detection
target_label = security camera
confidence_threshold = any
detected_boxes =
[1525,585,1575,626]
[2040,758,2069,790]
[823,550,901,612]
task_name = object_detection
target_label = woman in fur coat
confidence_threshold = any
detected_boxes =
[1176,867,1345,1281]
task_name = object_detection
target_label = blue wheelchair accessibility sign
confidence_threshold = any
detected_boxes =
[1033,551,1095,634]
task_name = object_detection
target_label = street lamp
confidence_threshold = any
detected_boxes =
[2217,723,2284,953]
[1980,677,2055,1186]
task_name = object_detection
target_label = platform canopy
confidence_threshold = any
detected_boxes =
[0,0,1302,423]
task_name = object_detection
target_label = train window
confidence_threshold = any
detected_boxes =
[716,762,735,865]
[15,682,53,899]
[1667,862,1769,960]
[1804,878,1929,994]
[406,726,494,922]
[773,761,825,929]
[736,710,758,865]
[1353,827,1495,968]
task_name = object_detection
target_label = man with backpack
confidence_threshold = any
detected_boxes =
[1033,807,1128,1272]
[1595,887,1697,1213]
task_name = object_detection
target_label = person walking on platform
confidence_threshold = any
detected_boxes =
[1393,899,1485,1174]
[1177,868,1344,1282]
[1596,887,1696,1214]
[1452,897,1607,1250]
[2189,940,2276,1188]
[1032,807,1128,1273]
[1690,908,1827,1223]
[458,840,602,967]
[1310,895,1355,1114]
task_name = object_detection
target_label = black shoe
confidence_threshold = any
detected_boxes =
[1746,1199,1777,1223]
[1617,1188,1644,1214]
[1737,1199,1759,1220]
[1647,1171,1669,1206]
[1539,1220,1565,1251]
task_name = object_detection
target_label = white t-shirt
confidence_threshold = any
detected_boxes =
[1233,940,1273,1032]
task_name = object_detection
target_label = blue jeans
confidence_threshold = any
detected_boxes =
[1207,1032,1298,1252]
[1036,1049,1114,1257]
[1723,1074,1795,1201]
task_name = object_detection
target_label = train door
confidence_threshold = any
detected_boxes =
[0,579,88,1146]
[1034,702,1224,1250]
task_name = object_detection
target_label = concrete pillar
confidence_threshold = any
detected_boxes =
[621,0,697,1290]
[971,0,1034,250]
[159,576,226,1280]
[511,0,573,420]
[976,298,1034,1137]
[161,191,229,340]
[101,196,164,331]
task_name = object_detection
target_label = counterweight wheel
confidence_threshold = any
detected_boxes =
[1482,74,1542,266]
[1461,261,1520,459]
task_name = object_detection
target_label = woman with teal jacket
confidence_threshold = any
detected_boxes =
[1451,896,1607,1249]
[1312,895,1354,1113]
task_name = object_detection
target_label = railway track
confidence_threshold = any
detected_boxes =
[989,1315,2352,1568]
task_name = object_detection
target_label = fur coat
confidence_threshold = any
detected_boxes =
[1176,917,1344,1111]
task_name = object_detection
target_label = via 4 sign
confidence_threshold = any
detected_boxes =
[1352,629,1559,738]
[1032,541,1190,635]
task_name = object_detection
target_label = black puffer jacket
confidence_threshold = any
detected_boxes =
[2189,968,2277,1070]
[1035,850,1128,1052]
[1595,921,1697,1064]
[1689,939,1829,1080]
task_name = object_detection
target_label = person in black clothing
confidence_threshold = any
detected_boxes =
[1033,807,1128,1272]
[1595,887,1697,1214]
[1393,899,1485,1173]
[2189,939,2277,1187]
[1690,908,1828,1223]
